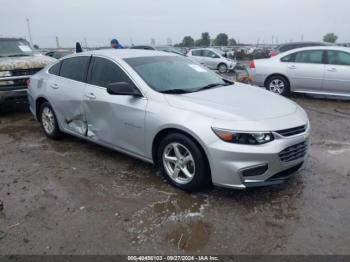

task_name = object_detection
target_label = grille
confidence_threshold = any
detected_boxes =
[11,68,42,77]
[0,68,42,91]
[279,141,308,162]
[276,125,306,137]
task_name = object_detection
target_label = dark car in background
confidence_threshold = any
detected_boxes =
[130,45,185,55]
[45,50,73,59]
[270,41,332,56]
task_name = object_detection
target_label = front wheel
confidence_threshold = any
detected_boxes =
[218,63,228,74]
[265,76,290,96]
[157,133,211,192]
[39,102,62,139]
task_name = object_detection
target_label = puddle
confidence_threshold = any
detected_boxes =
[311,140,350,175]
[127,190,211,251]
[165,220,212,251]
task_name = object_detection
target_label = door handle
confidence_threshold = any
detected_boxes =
[288,65,297,70]
[50,83,59,89]
[327,68,337,72]
[85,93,96,99]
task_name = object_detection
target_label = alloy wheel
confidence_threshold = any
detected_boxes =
[41,107,55,135]
[162,142,196,184]
[269,79,285,94]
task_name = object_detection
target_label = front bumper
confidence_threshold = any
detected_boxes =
[0,88,27,103]
[207,128,310,189]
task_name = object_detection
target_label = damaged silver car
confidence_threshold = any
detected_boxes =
[28,50,310,191]
[0,38,55,103]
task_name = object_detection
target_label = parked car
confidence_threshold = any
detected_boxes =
[130,45,184,55]
[28,50,310,191]
[45,50,73,59]
[250,46,350,97]
[270,41,332,56]
[249,48,271,60]
[0,37,55,103]
[187,48,236,73]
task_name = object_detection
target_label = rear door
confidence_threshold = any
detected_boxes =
[48,56,91,135]
[188,49,205,65]
[202,50,221,69]
[83,56,147,156]
[287,50,325,92]
[324,50,350,95]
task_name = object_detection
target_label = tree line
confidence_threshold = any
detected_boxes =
[175,32,236,47]
[175,32,339,48]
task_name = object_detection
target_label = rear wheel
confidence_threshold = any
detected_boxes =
[265,75,290,96]
[218,63,228,74]
[40,102,62,139]
[157,133,211,192]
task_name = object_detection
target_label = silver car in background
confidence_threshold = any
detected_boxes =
[187,48,236,73]
[28,50,310,191]
[250,46,350,97]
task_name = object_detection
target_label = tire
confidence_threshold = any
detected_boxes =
[218,63,228,74]
[265,75,290,96]
[39,102,62,139]
[157,133,211,192]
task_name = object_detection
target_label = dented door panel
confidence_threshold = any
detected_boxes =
[48,76,87,136]
[83,84,147,157]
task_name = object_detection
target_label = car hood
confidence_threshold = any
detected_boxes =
[0,55,55,71]
[165,83,298,122]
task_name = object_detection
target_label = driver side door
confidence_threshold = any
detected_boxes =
[83,56,147,157]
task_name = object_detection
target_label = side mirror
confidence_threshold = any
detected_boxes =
[107,82,142,97]
[222,53,227,58]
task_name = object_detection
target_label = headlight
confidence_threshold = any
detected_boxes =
[212,127,274,145]
[0,71,12,77]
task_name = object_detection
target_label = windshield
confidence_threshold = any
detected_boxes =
[0,39,34,57]
[125,56,227,93]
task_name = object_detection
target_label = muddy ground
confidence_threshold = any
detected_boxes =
[0,95,349,255]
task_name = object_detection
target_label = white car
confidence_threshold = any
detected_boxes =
[187,48,236,73]
[250,46,350,97]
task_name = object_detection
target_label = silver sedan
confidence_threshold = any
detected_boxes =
[250,46,350,97]
[28,50,310,191]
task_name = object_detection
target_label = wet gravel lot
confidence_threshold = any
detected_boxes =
[0,95,349,255]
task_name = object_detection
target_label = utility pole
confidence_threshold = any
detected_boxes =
[26,18,33,46]
[84,38,88,49]
[55,36,60,48]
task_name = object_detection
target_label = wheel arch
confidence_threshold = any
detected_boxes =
[36,97,49,121]
[217,62,228,71]
[264,73,291,89]
[151,127,211,176]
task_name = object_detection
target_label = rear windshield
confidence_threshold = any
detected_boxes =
[0,39,34,57]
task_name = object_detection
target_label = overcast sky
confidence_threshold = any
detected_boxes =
[0,0,349,48]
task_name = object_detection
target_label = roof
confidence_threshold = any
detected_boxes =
[278,41,332,46]
[277,45,350,57]
[90,49,177,59]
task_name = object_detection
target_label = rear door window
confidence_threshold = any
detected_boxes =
[203,50,220,58]
[281,54,294,62]
[191,50,203,57]
[48,62,61,75]
[89,57,133,88]
[294,50,324,64]
[327,50,350,66]
[60,56,90,82]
